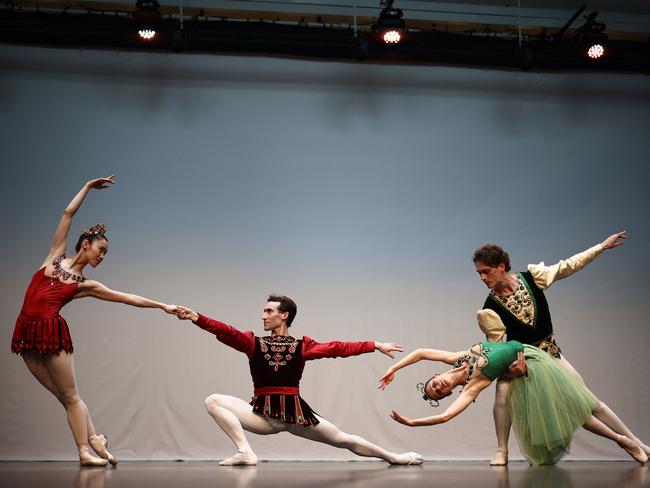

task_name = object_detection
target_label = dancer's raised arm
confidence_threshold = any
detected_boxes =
[378,348,463,390]
[390,375,493,426]
[43,176,115,266]
[528,231,626,290]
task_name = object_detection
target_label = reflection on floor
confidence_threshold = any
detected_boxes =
[0,461,647,488]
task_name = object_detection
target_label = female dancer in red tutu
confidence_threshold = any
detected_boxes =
[11,176,177,466]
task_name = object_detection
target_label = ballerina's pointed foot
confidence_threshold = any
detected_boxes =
[392,452,423,465]
[79,446,108,467]
[89,434,118,465]
[640,444,650,457]
[618,436,648,465]
[219,451,258,466]
[490,450,508,466]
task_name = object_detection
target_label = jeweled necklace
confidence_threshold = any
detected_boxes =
[51,255,86,284]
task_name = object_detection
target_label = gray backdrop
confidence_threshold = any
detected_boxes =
[1,45,648,461]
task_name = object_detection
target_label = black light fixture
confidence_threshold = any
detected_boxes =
[580,12,608,60]
[134,0,161,40]
[373,0,405,45]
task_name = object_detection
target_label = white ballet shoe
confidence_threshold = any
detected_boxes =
[406,452,424,465]
[490,450,508,466]
[618,436,648,465]
[89,434,118,465]
[219,451,258,466]
[391,452,423,465]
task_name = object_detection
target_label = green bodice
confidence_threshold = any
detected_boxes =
[479,341,524,380]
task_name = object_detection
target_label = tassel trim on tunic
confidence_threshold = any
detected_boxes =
[250,394,319,425]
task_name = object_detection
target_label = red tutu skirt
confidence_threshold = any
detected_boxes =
[11,314,74,355]
[251,394,320,425]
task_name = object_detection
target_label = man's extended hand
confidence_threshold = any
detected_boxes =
[601,231,626,250]
[375,342,404,359]
[505,352,527,379]
[176,305,199,321]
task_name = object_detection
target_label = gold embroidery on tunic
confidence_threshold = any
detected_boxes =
[494,275,535,326]
[259,337,298,371]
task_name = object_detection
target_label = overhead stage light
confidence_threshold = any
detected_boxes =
[578,11,608,60]
[138,29,157,40]
[134,0,161,41]
[587,43,604,59]
[373,0,405,45]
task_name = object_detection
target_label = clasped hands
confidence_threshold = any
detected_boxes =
[168,305,198,321]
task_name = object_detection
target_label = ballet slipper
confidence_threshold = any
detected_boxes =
[79,445,108,467]
[219,450,258,466]
[617,436,648,465]
[89,434,118,465]
[489,449,508,466]
[390,452,424,465]
[640,443,650,457]
[405,452,424,465]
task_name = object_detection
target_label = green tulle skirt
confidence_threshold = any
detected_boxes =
[508,345,598,465]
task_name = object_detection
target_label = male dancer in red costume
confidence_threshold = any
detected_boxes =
[176,295,422,466]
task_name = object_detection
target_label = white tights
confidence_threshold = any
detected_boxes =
[204,394,414,464]
[493,353,650,456]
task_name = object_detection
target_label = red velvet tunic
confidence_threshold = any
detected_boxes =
[194,313,375,425]
[12,267,78,354]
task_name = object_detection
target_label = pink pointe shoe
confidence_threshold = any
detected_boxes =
[89,434,118,465]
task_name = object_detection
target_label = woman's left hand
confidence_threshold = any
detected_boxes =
[390,410,415,427]
[375,342,404,359]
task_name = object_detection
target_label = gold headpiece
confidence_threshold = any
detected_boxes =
[81,223,106,236]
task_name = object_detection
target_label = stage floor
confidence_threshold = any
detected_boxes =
[1,461,647,488]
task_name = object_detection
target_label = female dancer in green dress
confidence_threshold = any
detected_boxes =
[379,341,647,465]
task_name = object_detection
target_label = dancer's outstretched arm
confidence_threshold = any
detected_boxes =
[75,280,177,314]
[302,337,403,361]
[378,348,464,390]
[390,375,493,427]
[175,306,255,357]
[528,231,626,289]
[42,176,115,267]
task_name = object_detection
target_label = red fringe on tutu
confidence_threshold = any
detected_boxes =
[250,394,319,425]
[11,315,74,355]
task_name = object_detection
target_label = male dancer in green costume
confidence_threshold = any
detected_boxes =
[472,231,649,465]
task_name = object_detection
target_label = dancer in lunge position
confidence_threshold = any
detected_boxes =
[11,176,178,466]
[175,295,422,466]
[473,232,650,465]
[379,341,648,465]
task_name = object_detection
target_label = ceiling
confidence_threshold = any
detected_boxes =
[1,0,649,71]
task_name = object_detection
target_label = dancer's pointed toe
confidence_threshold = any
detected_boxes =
[79,448,108,467]
[618,436,648,465]
[219,451,258,466]
[89,434,118,465]
[406,452,424,465]
[391,452,423,465]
